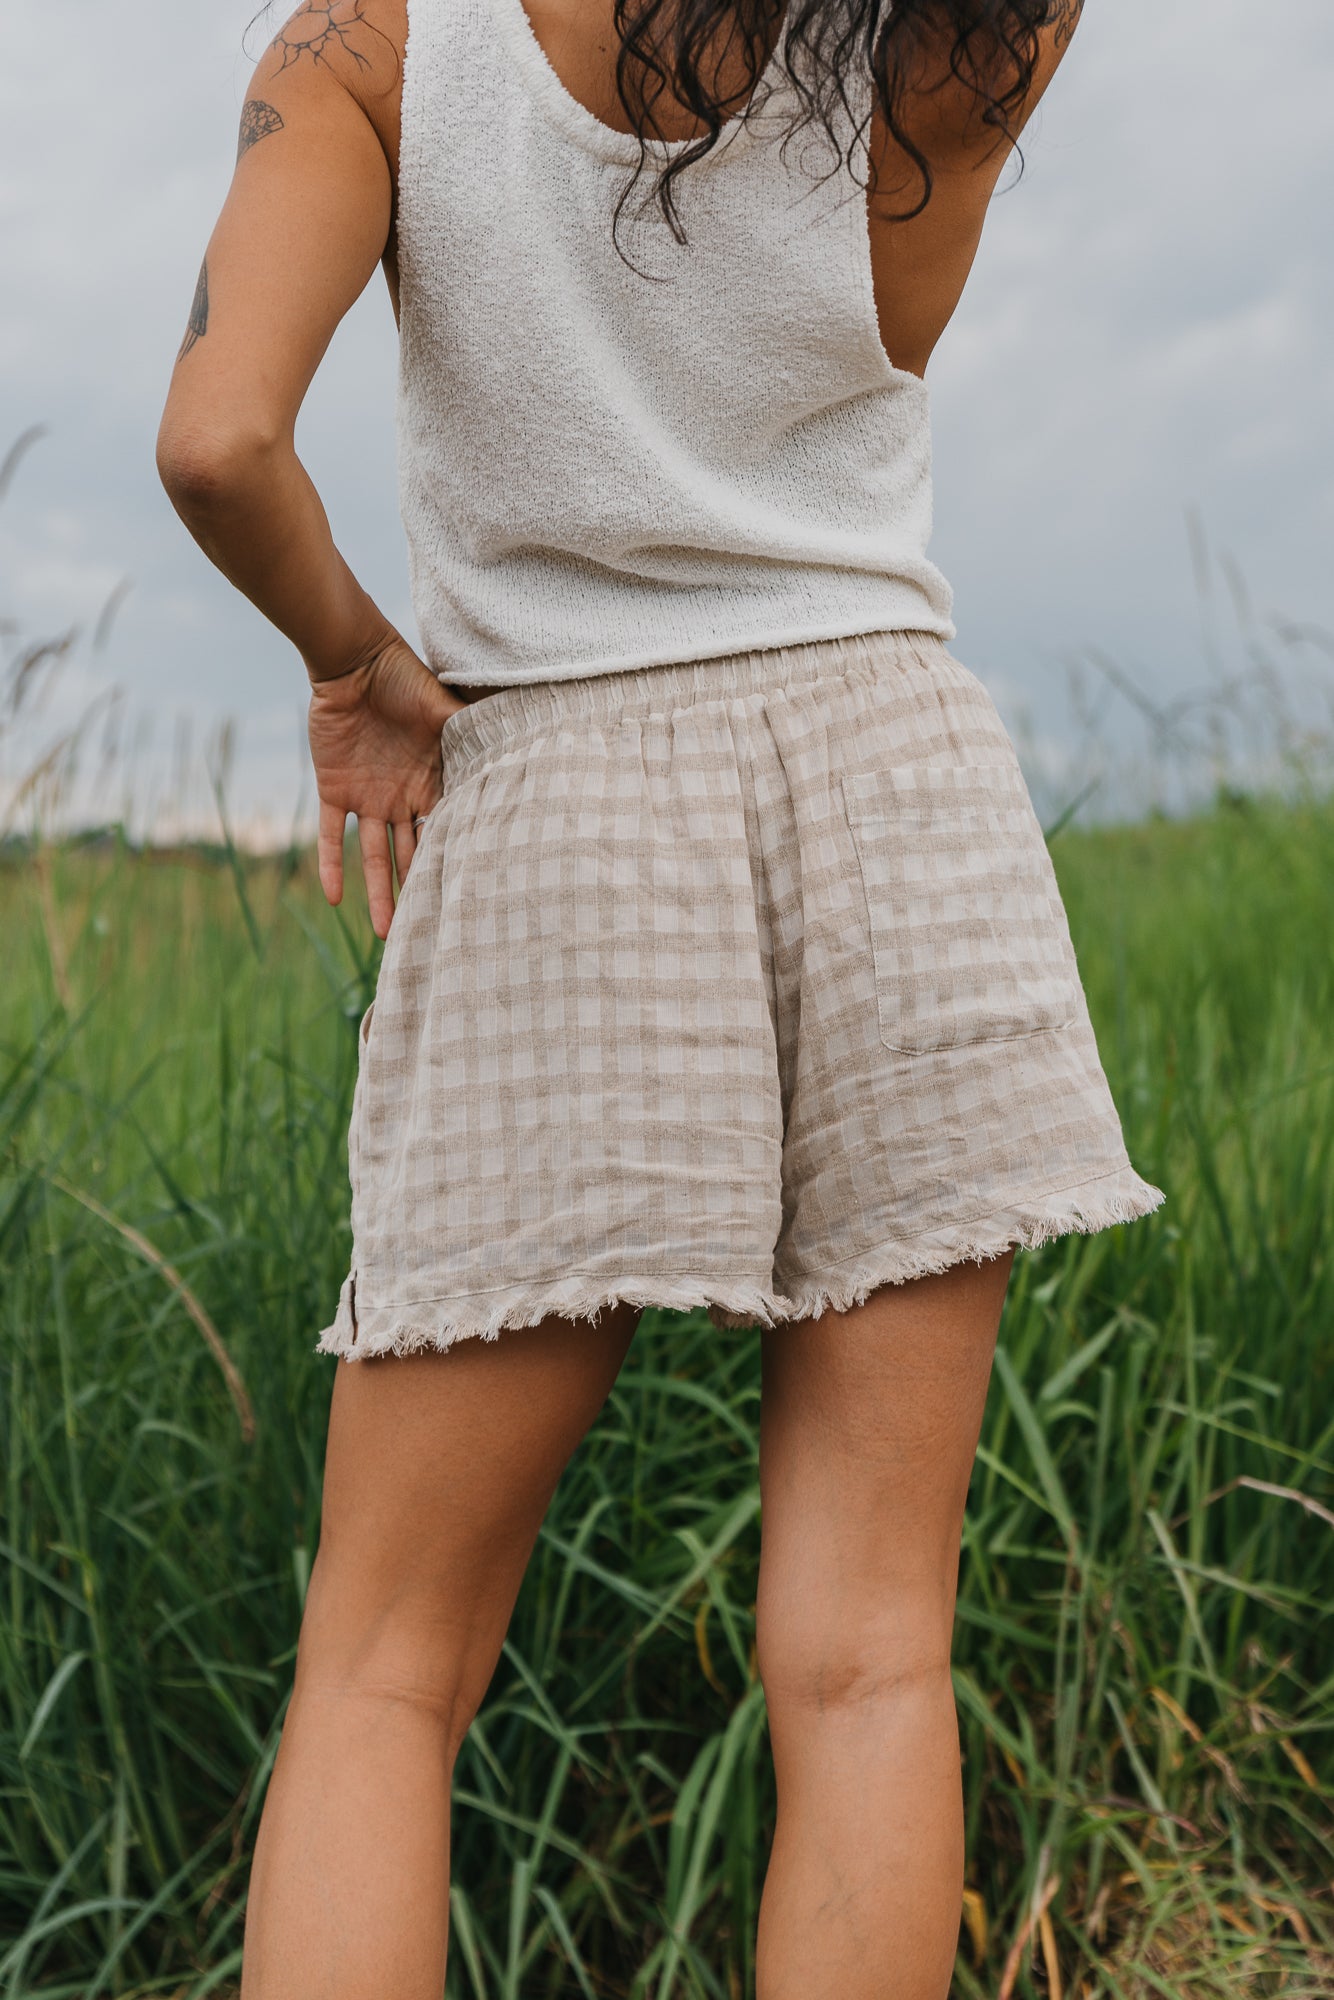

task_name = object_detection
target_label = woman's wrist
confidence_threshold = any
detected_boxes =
[302,586,402,686]
[305,651,377,685]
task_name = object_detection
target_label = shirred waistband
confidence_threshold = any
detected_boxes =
[436,628,955,786]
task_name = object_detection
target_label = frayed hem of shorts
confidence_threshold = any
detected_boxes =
[314,1168,1164,1356]
[313,1271,788,1361]
[779,1166,1166,1324]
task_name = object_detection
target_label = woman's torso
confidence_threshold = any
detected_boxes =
[351,0,964,686]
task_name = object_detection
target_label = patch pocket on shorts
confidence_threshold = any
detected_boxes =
[841,763,1080,1055]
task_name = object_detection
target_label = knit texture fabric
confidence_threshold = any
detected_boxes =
[395,0,957,687]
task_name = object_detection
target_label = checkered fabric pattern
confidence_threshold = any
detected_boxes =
[317,630,1163,1359]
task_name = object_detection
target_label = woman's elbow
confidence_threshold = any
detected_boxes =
[155,410,285,516]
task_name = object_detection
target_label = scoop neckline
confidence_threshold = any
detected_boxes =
[495,0,789,166]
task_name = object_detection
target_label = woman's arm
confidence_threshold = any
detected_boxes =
[866,2,1087,378]
[157,0,453,939]
[157,0,402,679]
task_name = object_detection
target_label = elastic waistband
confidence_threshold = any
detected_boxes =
[437,628,954,786]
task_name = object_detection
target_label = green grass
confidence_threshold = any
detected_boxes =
[1,793,1331,1999]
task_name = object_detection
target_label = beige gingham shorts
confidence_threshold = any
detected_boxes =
[317,629,1163,1360]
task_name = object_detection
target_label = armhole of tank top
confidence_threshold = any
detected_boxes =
[844,77,934,403]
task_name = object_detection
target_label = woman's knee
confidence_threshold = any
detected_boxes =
[754,1572,956,1722]
[291,1543,513,1755]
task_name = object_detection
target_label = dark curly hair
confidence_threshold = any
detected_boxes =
[612,1,1070,239]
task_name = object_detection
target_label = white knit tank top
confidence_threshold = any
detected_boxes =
[395,0,956,686]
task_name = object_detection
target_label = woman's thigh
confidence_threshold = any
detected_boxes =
[755,1252,1013,1697]
[295,1307,640,1733]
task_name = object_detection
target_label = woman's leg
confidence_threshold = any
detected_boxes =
[753,1251,1014,2000]
[239,1305,639,2000]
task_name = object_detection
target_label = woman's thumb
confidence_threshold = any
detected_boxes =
[428,670,468,732]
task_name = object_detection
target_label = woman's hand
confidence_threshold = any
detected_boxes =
[309,636,464,940]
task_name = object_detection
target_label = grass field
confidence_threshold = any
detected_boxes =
[1,790,1332,1998]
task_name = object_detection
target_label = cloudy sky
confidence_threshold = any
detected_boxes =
[2,0,1331,837]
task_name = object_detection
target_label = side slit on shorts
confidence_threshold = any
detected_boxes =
[317,629,1163,1360]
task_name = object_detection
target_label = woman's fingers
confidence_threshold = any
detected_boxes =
[391,818,417,891]
[357,816,396,941]
[320,808,424,935]
[318,799,347,907]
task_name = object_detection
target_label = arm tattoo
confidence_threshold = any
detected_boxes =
[270,1,373,73]
[1053,0,1085,52]
[238,98,285,159]
[177,258,209,361]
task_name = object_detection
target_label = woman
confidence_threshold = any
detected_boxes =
[157,2,1161,1993]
